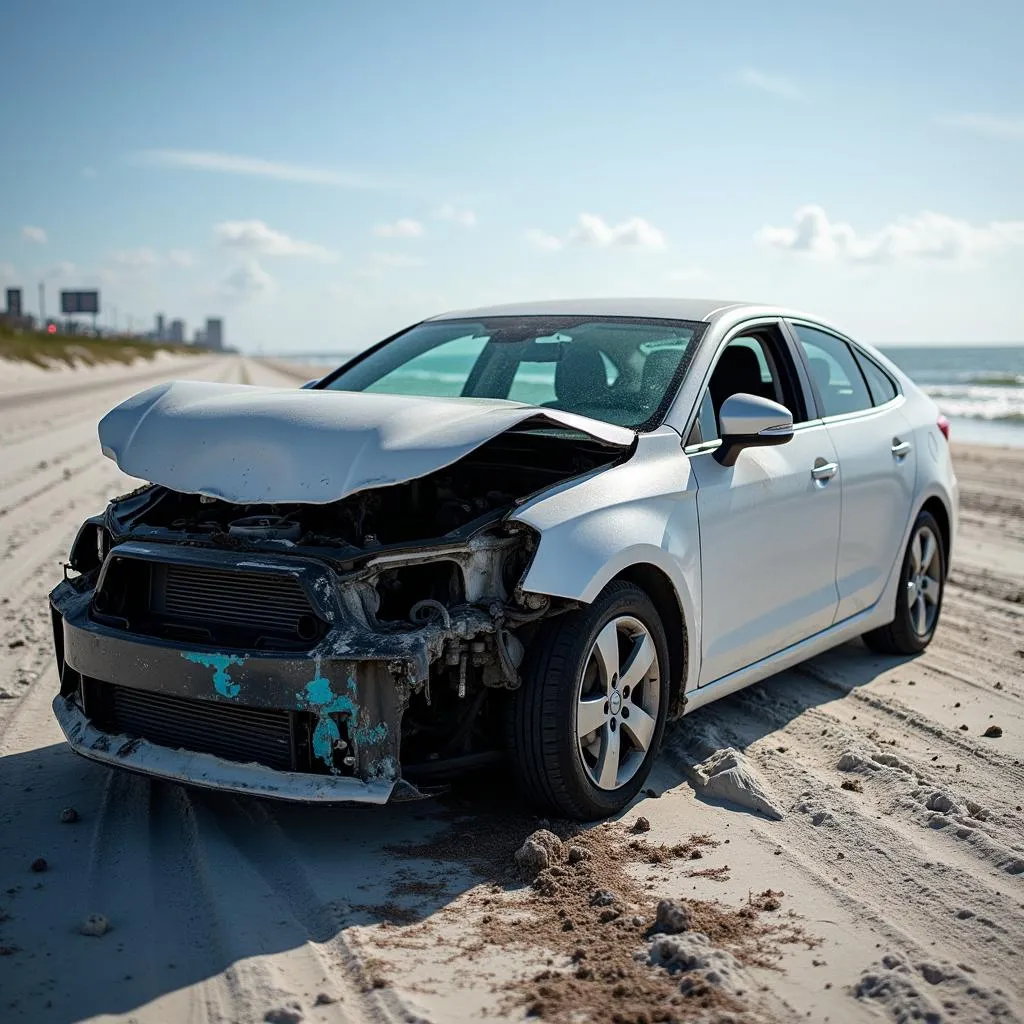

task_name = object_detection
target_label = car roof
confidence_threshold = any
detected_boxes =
[427,297,761,324]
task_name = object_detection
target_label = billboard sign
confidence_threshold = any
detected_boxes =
[60,290,99,315]
[5,288,22,317]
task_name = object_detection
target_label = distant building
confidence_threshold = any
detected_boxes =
[6,288,22,318]
[193,327,205,346]
[155,313,165,340]
[169,319,185,343]
[205,317,223,351]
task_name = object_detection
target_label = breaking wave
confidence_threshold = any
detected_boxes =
[924,384,1024,422]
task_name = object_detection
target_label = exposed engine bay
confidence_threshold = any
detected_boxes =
[51,421,627,800]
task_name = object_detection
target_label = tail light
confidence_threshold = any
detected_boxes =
[937,414,950,441]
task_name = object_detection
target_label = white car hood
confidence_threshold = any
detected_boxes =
[98,380,634,504]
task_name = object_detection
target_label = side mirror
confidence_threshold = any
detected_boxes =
[300,378,321,390]
[713,393,794,467]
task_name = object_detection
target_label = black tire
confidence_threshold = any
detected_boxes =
[507,581,670,820]
[863,510,946,656]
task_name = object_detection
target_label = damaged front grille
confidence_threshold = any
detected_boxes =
[92,556,325,649]
[82,677,318,772]
[155,564,317,640]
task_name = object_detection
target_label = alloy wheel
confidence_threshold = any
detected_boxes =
[907,524,942,637]
[575,615,661,791]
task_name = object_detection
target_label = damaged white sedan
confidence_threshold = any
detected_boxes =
[49,299,958,819]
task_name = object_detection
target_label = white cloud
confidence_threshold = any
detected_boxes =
[436,204,477,227]
[138,149,401,191]
[369,252,425,269]
[214,220,337,261]
[22,225,47,244]
[757,204,1024,263]
[168,249,197,268]
[111,247,161,268]
[220,259,275,298]
[373,218,425,238]
[524,228,563,251]
[526,214,667,252]
[43,261,76,280]
[570,213,666,249]
[737,68,806,102]
[0,262,17,282]
[936,113,1024,141]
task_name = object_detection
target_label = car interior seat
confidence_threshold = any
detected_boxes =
[548,345,611,414]
[709,345,773,420]
[808,354,860,414]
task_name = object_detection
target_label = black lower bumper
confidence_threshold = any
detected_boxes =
[49,569,433,802]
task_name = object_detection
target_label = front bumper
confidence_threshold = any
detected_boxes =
[52,694,399,803]
[48,543,489,803]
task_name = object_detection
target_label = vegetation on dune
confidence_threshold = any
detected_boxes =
[0,326,200,368]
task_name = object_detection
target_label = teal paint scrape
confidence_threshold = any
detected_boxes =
[181,651,247,698]
[298,661,389,772]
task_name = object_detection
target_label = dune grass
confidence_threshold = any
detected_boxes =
[0,326,200,368]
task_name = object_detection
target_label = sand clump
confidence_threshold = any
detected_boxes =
[689,748,784,820]
[855,953,1016,1022]
[649,932,748,997]
[514,829,564,877]
[79,914,110,937]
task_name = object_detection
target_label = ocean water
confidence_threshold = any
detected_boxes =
[281,344,1024,447]
[881,346,1024,447]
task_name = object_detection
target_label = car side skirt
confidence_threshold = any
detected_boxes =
[682,600,889,714]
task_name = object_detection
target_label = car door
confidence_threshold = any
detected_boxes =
[788,321,918,622]
[688,322,842,685]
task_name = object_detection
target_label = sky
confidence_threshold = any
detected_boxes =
[1,0,1022,353]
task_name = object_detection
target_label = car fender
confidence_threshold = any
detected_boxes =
[510,428,701,693]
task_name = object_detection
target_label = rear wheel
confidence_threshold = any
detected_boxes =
[508,581,670,820]
[863,510,946,655]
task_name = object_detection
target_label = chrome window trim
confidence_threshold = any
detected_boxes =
[817,392,909,427]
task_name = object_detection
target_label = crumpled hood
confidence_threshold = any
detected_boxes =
[98,381,634,504]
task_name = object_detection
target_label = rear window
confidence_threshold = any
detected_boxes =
[854,351,899,405]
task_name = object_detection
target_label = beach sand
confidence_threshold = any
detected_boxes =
[0,357,1021,1023]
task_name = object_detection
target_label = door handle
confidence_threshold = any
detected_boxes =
[891,438,912,459]
[811,460,839,481]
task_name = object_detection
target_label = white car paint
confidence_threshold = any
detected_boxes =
[512,426,702,694]
[821,401,918,621]
[688,423,843,685]
[98,379,633,504]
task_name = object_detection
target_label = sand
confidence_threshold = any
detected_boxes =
[0,356,1022,1023]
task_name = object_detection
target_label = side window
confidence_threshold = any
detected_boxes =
[794,325,873,417]
[853,351,899,406]
[690,327,802,444]
[729,337,773,385]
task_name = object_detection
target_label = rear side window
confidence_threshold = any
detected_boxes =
[794,325,873,417]
[854,351,899,406]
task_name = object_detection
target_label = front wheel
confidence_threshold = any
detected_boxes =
[507,581,670,820]
[863,510,946,655]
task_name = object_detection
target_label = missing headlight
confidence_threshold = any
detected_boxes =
[68,518,111,574]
